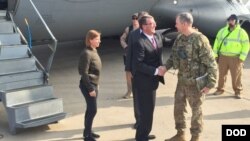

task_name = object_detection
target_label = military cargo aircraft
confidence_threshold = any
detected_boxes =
[0,0,250,136]
[2,0,250,42]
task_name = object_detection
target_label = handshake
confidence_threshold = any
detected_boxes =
[157,66,167,76]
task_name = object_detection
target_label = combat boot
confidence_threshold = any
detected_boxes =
[190,135,199,141]
[165,130,186,141]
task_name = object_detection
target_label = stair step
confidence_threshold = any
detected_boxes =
[3,85,54,107]
[0,45,29,60]
[0,71,43,83]
[0,21,13,33]
[0,10,6,18]
[0,71,44,91]
[0,57,37,75]
[9,98,64,124]
[16,113,66,128]
[0,18,6,22]
[0,33,21,45]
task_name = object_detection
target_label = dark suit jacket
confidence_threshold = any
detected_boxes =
[125,28,141,72]
[132,32,165,90]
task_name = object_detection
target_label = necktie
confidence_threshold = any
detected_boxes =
[151,38,157,49]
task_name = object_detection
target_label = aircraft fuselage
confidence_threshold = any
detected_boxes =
[151,0,250,38]
[11,0,250,42]
[12,0,157,42]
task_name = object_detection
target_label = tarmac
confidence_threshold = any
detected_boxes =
[0,38,250,141]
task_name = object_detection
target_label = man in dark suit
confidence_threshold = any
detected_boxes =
[131,15,165,141]
[126,12,159,140]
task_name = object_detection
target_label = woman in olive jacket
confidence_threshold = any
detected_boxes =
[78,30,102,141]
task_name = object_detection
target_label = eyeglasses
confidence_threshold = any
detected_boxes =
[132,17,138,20]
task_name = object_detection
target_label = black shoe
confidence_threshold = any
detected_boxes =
[147,134,156,140]
[91,132,100,138]
[83,136,96,141]
[133,123,139,129]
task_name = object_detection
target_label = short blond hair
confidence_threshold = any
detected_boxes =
[85,30,101,47]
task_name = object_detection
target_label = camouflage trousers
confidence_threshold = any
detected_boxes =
[174,82,205,136]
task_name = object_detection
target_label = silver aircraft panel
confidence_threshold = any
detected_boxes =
[13,0,157,42]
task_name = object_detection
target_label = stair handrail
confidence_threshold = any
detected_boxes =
[7,11,18,33]
[8,12,28,44]
[28,0,58,82]
[7,0,20,16]
[7,11,49,83]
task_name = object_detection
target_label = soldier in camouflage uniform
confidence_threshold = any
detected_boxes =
[162,12,217,141]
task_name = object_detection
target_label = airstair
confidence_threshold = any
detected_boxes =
[0,2,66,134]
